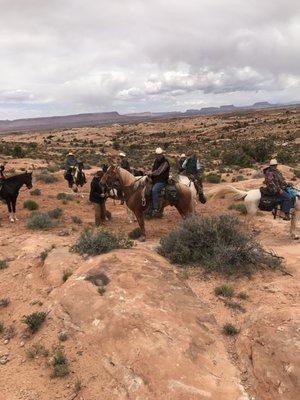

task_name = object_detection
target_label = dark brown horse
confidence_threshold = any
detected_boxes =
[101,166,195,241]
[0,171,33,222]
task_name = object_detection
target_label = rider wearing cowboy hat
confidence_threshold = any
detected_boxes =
[182,150,206,203]
[119,152,131,172]
[65,151,78,188]
[149,147,170,216]
[178,153,186,173]
[263,158,293,220]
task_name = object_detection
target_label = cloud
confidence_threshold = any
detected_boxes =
[0,0,299,118]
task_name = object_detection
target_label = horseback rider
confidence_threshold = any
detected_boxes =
[119,152,131,172]
[89,170,108,226]
[178,153,186,173]
[65,152,78,188]
[182,150,207,203]
[149,147,170,217]
[0,162,6,191]
[263,159,293,220]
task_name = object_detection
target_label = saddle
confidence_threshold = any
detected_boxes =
[143,180,179,206]
[259,187,279,214]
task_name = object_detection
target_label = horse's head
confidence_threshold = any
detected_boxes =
[100,165,120,186]
[24,171,33,189]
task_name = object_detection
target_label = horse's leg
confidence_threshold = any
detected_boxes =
[290,208,299,240]
[7,201,14,222]
[12,197,19,221]
[134,209,146,241]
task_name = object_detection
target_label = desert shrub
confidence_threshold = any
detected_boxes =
[0,298,10,308]
[242,138,274,163]
[30,188,41,196]
[205,173,221,184]
[293,169,300,178]
[57,192,73,201]
[48,208,63,219]
[0,259,8,270]
[52,348,69,377]
[73,229,132,256]
[27,212,52,230]
[228,203,247,215]
[36,173,58,184]
[235,175,245,181]
[97,286,106,295]
[222,150,252,168]
[58,331,68,342]
[62,269,72,282]
[23,199,39,211]
[237,291,249,300]
[26,344,49,359]
[277,150,296,165]
[22,312,46,333]
[0,322,4,334]
[128,227,142,239]
[222,323,239,336]
[12,145,25,158]
[71,216,82,224]
[214,285,234,297]
[74,379,82,393]
[224,301,246,312]
[47,164,60,173]
[158,215,281,275]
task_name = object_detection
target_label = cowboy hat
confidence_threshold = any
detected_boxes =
[269,159,278,166]
[180,153,186,158]
[68,151,74,156]
[119,152,126,157]
[155,147,164,155]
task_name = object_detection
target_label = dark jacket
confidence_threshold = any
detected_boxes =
[151,157,170,184]
[120,159,131,172]
[178,158,186,173]
[0,165,5,181]
[89,177,107,203]
[185,155,198,175]
[263,166,287,195]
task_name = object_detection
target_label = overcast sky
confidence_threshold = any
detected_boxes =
[0,0,299,119]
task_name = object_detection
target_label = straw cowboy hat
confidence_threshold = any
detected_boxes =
[68,151,74,156]
[155,147,164,155]
[180,153,186,158]
[269,159,278,166]
[119,152,126,157]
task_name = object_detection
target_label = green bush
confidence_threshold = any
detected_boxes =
[57,192,73,201]
[128,227,142,239]
[0,298,10,308]
[228,203,247,215]
[30,188,41,196]
[158,215,281,275]
[71,216,82,224]
[293,169,300,178]
[22,312,46,333]
[237,291,249,300]
[47,208,63,219]
[23,199,39,211]
[222,323,239,336]
[73,229,132,256]
[277,150,296,165]
[214,285,234,297]
[62,269,72,282]
[27,212,52,230]
[205,173,221,184]
[52,348,69,377]
[222,150,253,168]
[0,260,8,270]
[36,173,58,184]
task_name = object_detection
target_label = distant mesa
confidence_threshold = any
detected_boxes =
[0,101,298,134]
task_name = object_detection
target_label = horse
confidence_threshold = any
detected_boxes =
[65,165,86,193]
[210,185,299,239]
[0,172,33,222]
[101,166,195,241]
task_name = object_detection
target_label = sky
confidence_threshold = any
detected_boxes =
[0,0,299,119]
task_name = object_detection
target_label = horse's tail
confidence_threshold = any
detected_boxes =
[208,185,248,201]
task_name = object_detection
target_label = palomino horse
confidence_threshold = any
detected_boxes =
[0,172,33,222]
[210,185,299,239]
[101,166,195,241]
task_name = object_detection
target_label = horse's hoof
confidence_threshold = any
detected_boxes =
[291,235,299,240]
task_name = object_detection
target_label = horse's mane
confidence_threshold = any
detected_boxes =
[5,172,30,182]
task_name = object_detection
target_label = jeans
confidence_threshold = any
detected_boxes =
[152,182,167,210]
[278,191,293,213]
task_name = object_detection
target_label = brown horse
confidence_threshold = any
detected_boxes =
[101,166,195,241]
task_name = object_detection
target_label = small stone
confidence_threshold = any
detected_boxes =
[4,340,9,345]
[20,342,25,347]
[0,355,9,365]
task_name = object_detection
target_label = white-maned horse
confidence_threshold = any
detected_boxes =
[210,185,299,239]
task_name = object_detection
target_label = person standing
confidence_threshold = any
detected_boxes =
[178,153,186,173]
[182,150,206,203]
[89,171,108,226]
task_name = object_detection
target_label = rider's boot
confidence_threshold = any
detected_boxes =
[283,212,291,221]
